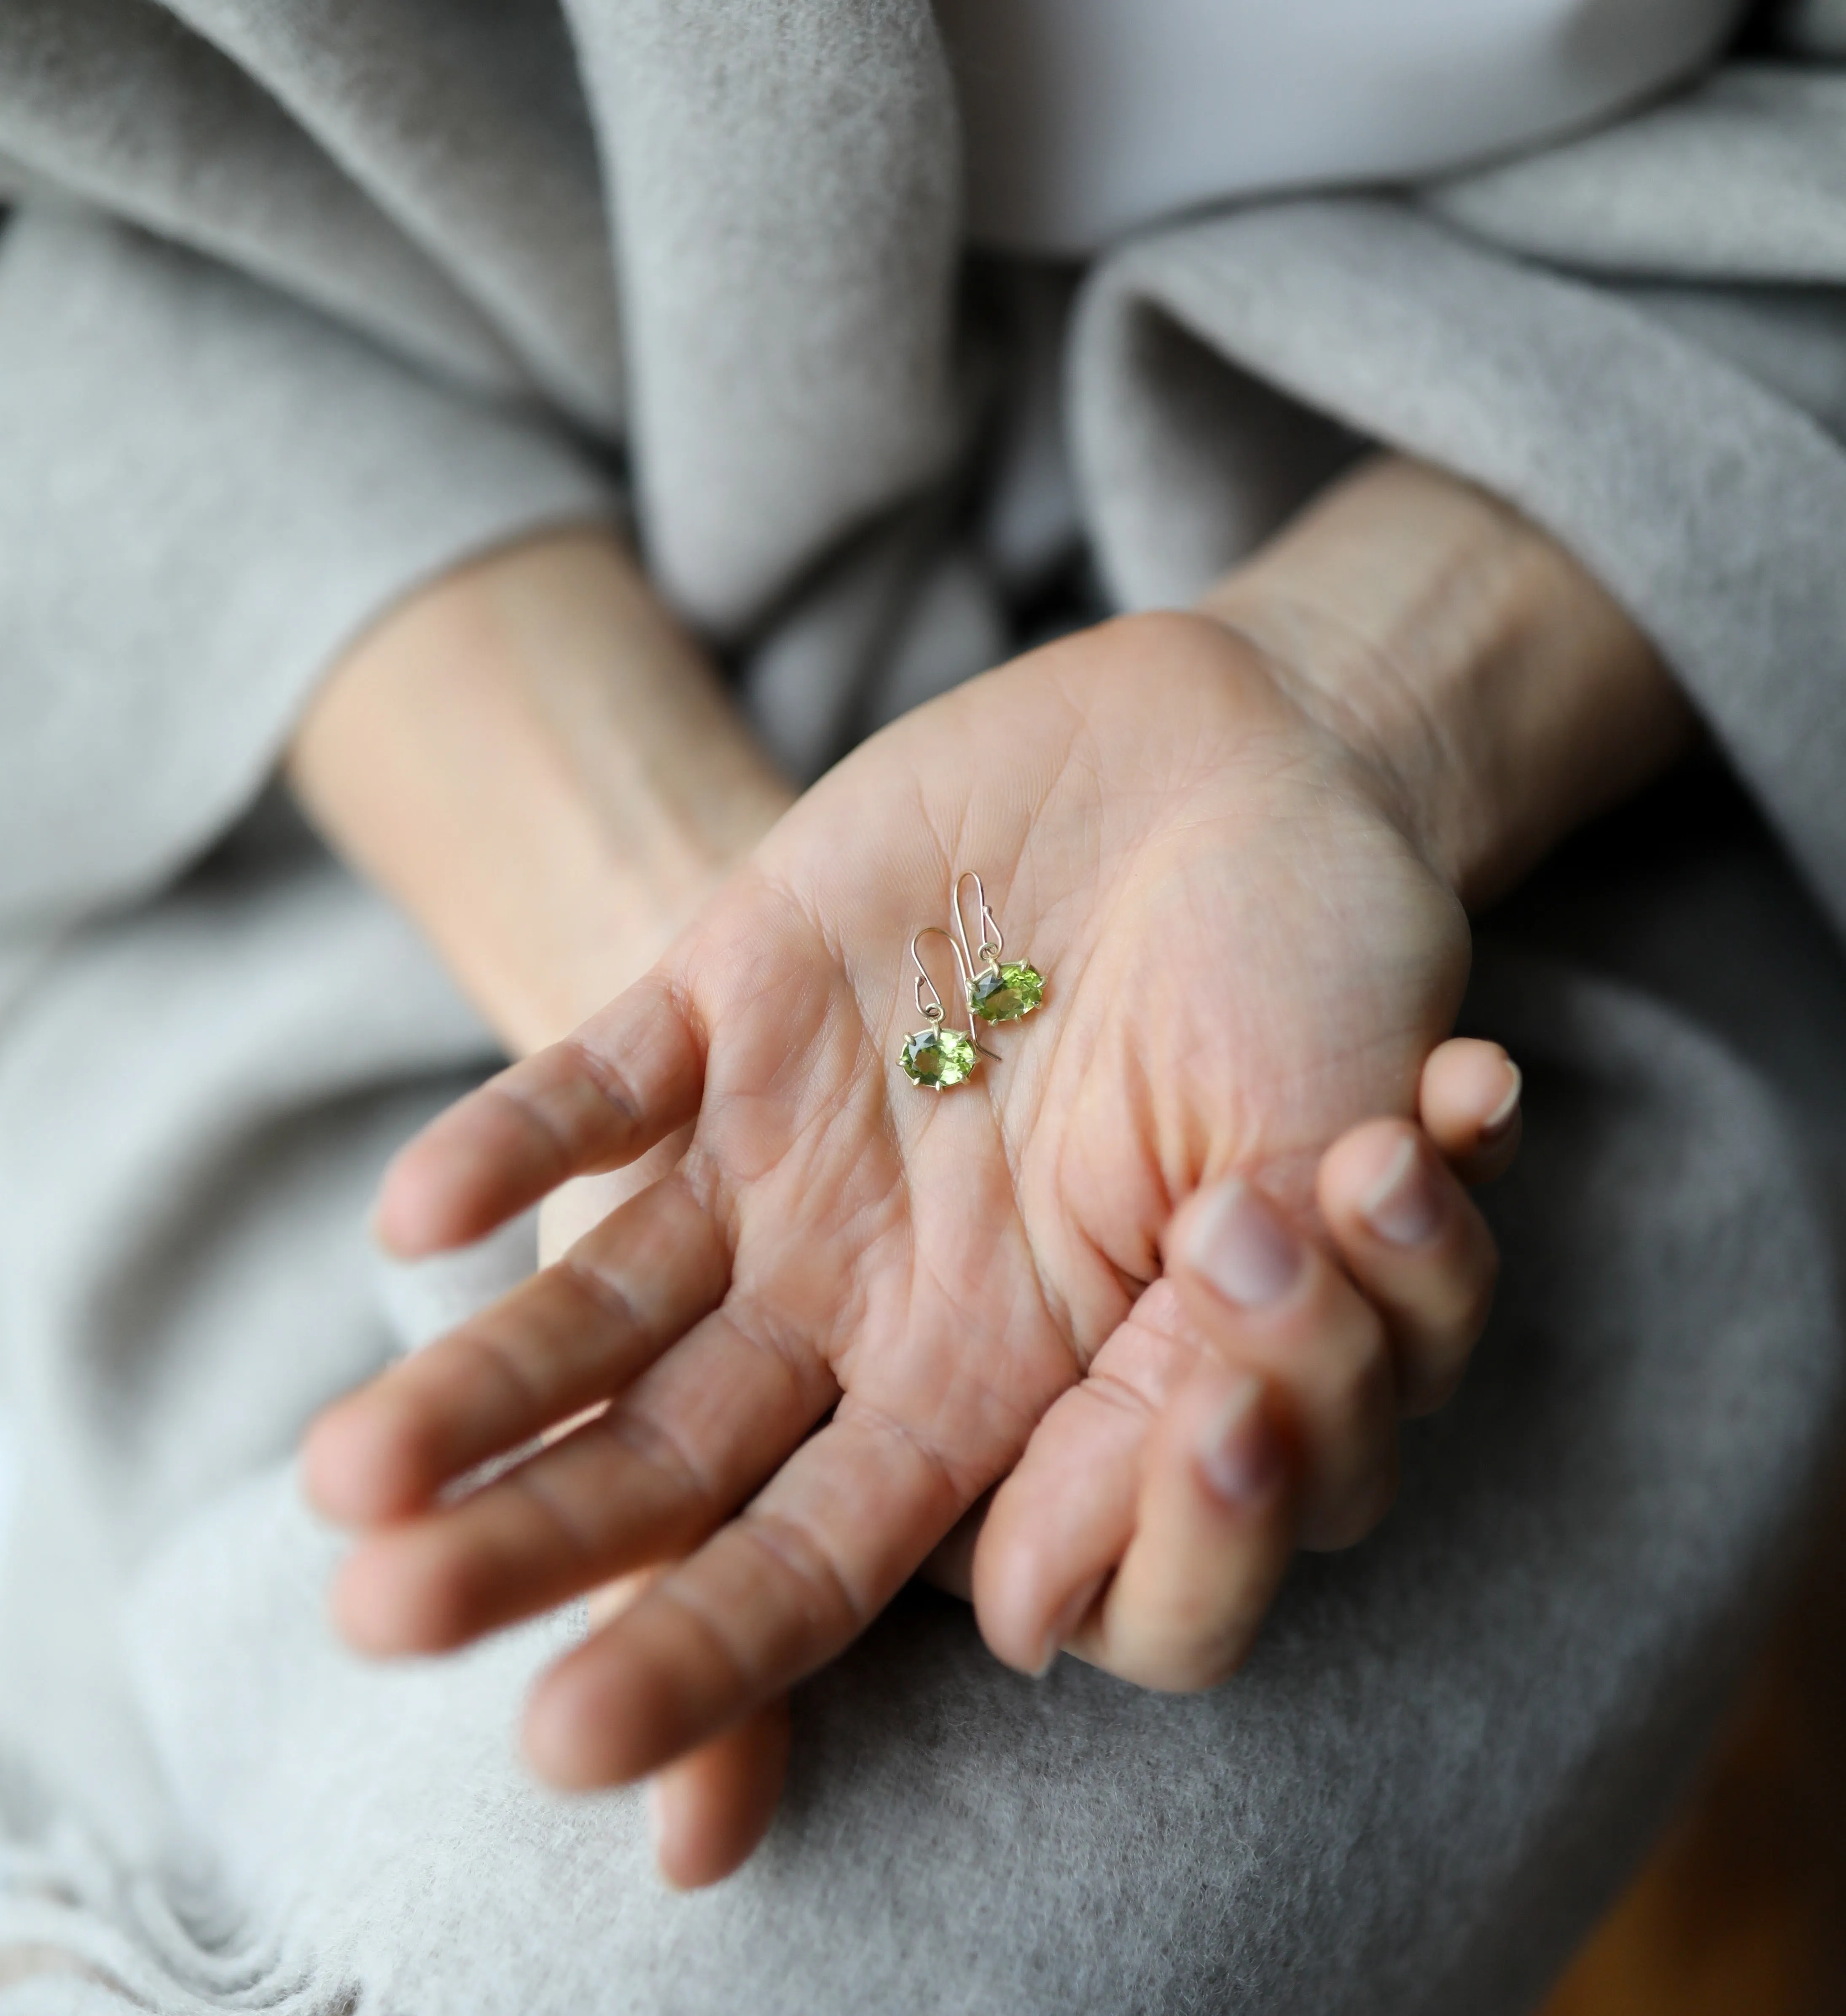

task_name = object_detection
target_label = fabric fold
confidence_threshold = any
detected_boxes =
[1070,197,1846,934]
[0,0,529,399]
[154,0,624,430]
[1423,62,1846,282]
[0,206,614,935]
[564,0,966,637]
[4,11,1846,2013]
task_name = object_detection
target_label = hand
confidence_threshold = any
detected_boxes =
[304,610,1483,1807]
[304,452,1675,1887]
[973,1031,1520,1690]
[638,1036,1518,1890]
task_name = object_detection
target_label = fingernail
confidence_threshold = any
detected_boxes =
[1481,1061,1523,1141]
[1184,1179,1303,1308]
[1197,1376,1283,1508]
[1034,1572,1105,1676]
[1361,1137,1444,1247]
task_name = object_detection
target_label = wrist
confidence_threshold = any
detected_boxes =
[288,528,794,1056]
[1197,456,1695,909]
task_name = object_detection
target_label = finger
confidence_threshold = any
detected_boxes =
[919,1489,991,1603]
[975,1379,1149,1674]
[304,1174,730,1525]
[1418,1038,1522,1184]
[648,1698,792,1890]
[524,1398,974,1788]
[1164,1178,1397,1551]
[1070,1365,1294,1691]
[1317,1119,1501,1416]
[586,1568,792,1888]
[328,1296,836,1655]
[537,1122,694,1267]
[374,974,705,1257]
[973,1280,1201,1675]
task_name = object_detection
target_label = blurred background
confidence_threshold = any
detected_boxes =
[1542,1475,1846,2016]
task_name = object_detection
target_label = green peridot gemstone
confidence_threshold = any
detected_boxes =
[899,1025,978,1090]
[968,961,1045,1024]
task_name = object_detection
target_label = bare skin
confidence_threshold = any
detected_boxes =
[286,525,795,1055]
[292,457,1693,1885]
[578,1039,1521,1889]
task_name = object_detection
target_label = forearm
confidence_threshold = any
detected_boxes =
[1198,455,1697,909]
[285,526,794,1055]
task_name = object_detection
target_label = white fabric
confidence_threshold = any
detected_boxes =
[5,8,1846,2012]
[936,0,1749,253]
[0,1413,13,1562]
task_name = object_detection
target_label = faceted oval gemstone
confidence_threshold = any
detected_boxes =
[968,961,1045,1024]
[899,1025,978,1089]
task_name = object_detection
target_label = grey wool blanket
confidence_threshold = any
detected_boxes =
[5,3,1846,2011]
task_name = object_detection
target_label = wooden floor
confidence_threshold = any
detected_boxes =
[1541,1486,1846,2016]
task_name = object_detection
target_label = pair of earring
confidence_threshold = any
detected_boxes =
[898,872,1046,1092]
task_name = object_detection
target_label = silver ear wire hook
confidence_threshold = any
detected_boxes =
[952,871,1004,982]
[951,869,1046,1028]
[913,924,1000,1060]
[910,926,952,1025]
[900,873,1041,1091]
[898,927,994,1089]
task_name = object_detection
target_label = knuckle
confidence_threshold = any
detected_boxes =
[1391,1233,1499,1393]
[721,1295,832,1413]
[1397,1257,1497,1418]
[457,1316,560,1424]
[1302,1433,1399,1551]
[488,1076,579,1185]
[555,1245,644,1340]
[553,1036,644,1137]
[1112,1619,1260,1694]
[507,1460,606,1569]
[742,1509,866,1637]
[1404,1249,1499,1376]
[604,1402,722,1510]
[1290,1303,1396,1543]
[1319,1306,1394,1433]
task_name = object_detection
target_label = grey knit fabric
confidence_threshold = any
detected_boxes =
[1,6,1843,2012]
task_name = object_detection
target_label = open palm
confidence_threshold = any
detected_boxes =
[306,611,1472,1796]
